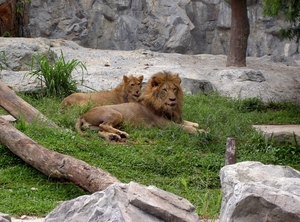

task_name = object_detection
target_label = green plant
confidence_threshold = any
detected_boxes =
[263,0,300,43]
[0,51,7,71]
[235,97,264,112]
[27,50,87,98]
[16,0,31,14]
[15,117,27,131]
[2,32,11,37]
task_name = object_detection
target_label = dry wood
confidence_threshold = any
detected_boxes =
[0,117,120,192]
[0,81,58,128]
[225,137,237,165]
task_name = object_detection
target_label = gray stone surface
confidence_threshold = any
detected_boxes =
[44,182,200,222]
[220,161,300,222]
[1,37,299,104]
[253,125,300,145]
[0,213,11,222]
[24,0,300,59]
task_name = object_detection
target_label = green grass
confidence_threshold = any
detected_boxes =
[0,92,300,219]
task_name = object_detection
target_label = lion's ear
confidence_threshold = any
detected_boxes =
[173,76,181,85]
[123,75,129,83]
[151,77,160,87]
[139,75,144,82]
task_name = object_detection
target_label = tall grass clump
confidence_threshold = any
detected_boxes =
[0,50,7,71]
[27,50,87,98]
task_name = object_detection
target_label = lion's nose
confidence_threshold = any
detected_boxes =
[169,97,177,106]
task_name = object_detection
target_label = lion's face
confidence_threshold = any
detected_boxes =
[139,71,183,123]
[123,75,144,99]
[154,81,180,111]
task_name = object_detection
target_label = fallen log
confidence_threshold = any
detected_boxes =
[0,81,58,128]
[0,116,120,192]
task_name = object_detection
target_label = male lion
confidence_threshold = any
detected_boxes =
[60,75,144,108]
[75,71,202,142]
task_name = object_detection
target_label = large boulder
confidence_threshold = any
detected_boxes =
[0,212,10,222]
[220,161,300,222]
[20,0,300,58]
[44,182,200,222]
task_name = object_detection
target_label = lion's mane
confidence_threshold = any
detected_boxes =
[138,71,183,123]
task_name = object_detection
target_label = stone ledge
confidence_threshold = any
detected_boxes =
[253,125,300,144]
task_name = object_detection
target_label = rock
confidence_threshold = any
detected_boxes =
[0,212,11,222]
[181,78,215,95]
[0,70,43,93]
[11,216,44,222]
[253,125,300,145]
[13,0,299,59]
[0,38,299,104]
[220,161,300,222]
[218,69,266,83]
[44,182,200,222]
[237,70,266,82]
[268,55,299,67]
[0,37,52,71]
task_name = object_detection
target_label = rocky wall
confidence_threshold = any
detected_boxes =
[25,0,300,59]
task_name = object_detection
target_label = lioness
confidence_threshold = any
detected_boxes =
[60,75,144,107]
[75,71,203,142]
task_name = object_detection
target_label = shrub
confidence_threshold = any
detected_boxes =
[235,97,264,112]
[27,50,87,98]
[0,51,7,71]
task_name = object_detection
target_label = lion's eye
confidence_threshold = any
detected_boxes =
[131,83,135,86]
[163,88,168,92]
[173,88,177,92]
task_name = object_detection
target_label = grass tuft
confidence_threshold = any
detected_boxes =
[26,50,87,98]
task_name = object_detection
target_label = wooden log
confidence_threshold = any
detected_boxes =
[225,137,237,165]
[0,116,120,192]
[0,81,58,128]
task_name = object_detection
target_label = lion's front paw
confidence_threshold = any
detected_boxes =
[190,122,199,128]
[184,125,207,134]
[116,131,129,139]
[183,120,199,128]
[197,128,207,134]
[183,126,198,134]
[108,133,122,142]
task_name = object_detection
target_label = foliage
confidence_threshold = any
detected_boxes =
[235,97,264,112]
[16,0,31,14]
[0,92,300,218]
[2,32,11,37]
[27,50,87,98]
[0,51,7,71]
[262,0,300,43]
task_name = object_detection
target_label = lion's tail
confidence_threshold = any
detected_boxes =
[75,117,84,135]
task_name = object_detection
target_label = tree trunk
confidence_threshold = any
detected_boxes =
[0,81,58,128]
[225,137,236,165]
[0,0,17,36]
[0,116,120,193]
[226,0,250,67]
